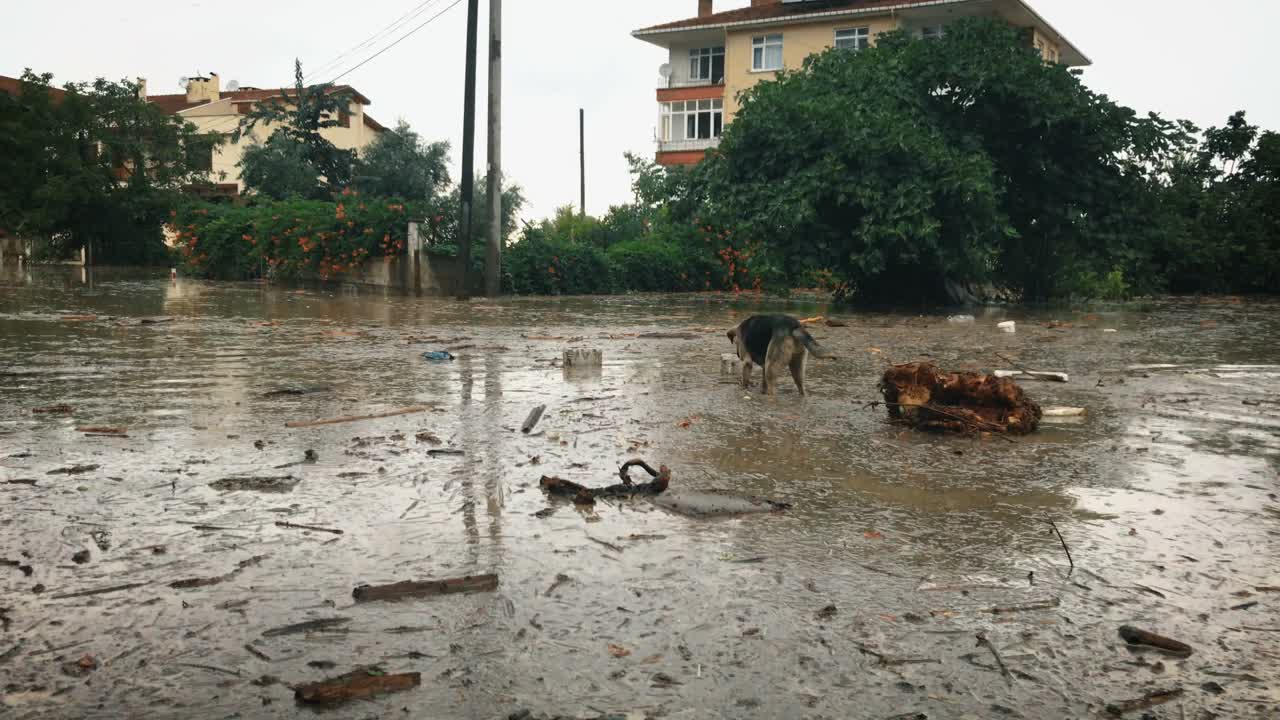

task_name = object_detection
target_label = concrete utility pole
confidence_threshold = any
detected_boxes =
[457,0,481,300]
[484,0,502,298]
[579,108,586,217]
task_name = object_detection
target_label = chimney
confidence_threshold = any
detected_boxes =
[698,0,713,17]
[137,78,147,99]
[185,72,221,103]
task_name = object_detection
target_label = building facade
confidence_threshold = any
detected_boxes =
[633,0,1090,166]
[146,73,386,195]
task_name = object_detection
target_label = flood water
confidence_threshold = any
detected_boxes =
[2,266,1278,720]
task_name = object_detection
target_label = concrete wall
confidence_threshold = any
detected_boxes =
[724,14,901,117]
[339,251,471,297]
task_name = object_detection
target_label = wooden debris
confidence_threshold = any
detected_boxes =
[261,386,332,398]
[975,632,1013,685]
[32,404,74,415]
[1042,407,1087,417]
[294,668,421,705]
[170,556,268,589]
[880,362,1042,435]
[521,405,546,434]
[985,598,1061,614]
[993,370,1069,383]
[1104,687,1183,716]
[540,459,671,505]
[285,406,431,429]
[275,521,343,535]
[61,315,98,322]
[1048,519,1074,574]
[50,582,147,600]
[46,464,100,475]
[261,617,350,637]
[75,426,127,435]
[210,475,299,493]
[353,574,499,602]
[1118,626,1192,656]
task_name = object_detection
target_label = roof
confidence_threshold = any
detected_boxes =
[363,114,386,133]
[147,84,372,116]
[0,74,68,101]
[635,0,911,34]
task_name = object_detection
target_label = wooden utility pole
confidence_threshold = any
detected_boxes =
[484,0,502,297]
[579,108,586,217]
[456,0,481,300]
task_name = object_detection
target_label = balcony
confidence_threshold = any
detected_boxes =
[659,76,724,90]
[657,137,721,153]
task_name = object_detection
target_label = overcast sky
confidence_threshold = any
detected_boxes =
[7,0,1279,223]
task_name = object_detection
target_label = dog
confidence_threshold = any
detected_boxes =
[727,314,830,396]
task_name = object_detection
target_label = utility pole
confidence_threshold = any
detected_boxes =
[579,108,586,217]
[456,0,480,301]
[484,0,502,298]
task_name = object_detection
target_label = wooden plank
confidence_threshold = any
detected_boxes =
[352,574,499,602]
[285,406,431,429]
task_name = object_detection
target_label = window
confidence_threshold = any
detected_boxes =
[688,46,725,83]
[751,34,783,71]
[660,99,723,142]
[921,24,945,41]
[835,27,870,51]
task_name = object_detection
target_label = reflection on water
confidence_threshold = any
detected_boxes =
[2,266,1278,719]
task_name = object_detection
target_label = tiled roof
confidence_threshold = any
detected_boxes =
[635,0,939,34]
[0,74,67,101]
[147,84,372,115]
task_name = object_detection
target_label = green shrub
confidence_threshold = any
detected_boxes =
[503,228,614,295]
[606,239,695,292]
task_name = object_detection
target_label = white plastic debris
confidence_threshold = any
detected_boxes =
[994,370,1070,383]
[1103,328,1118,333]
[948,315,976,324]
[997,321,1016,333]
[1043,406,1087,417]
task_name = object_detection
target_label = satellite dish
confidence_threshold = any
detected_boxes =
[179,76,189,87]
[659,63,672,79]
[226,80,241,91]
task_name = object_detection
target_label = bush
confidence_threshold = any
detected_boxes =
[606,239,697,292]
[171,191,421,280]
[502,228,614,295]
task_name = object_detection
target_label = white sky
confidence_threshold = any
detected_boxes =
[6,0,1279,222]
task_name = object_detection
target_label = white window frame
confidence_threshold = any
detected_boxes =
[751,34,784,72]
[834,27,871,51]
[659,99,724,143]
[921,24,945,41]
[688,46,725,82]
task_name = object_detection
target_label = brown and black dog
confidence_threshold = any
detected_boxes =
[727,314,829,396]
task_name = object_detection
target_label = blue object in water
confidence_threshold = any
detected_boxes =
[422,351,455,362]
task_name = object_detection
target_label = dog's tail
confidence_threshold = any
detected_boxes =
[792,328,830,358]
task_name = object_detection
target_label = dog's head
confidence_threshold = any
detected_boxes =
[726,328,737,344]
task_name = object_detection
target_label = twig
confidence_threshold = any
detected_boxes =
[285,406,432,429]
[976,632,1013,685]
[244,644,271,661]
[173,662,241,677]
[586,535,624,553]
[50,582,147,600]
[1105,687,1183,716]
[1048,518,1075,575]
[521,405,547,434]
[985,598,1061,614]
[869,400,1018,443]
[275,521,344,535]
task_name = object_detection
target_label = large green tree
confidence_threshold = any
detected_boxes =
[234,60,355,199]
[707,18,1189,302]
[0,70,218,263]
[354,120,450,200]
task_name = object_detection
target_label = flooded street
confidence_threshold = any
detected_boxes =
[2,267,1278,719]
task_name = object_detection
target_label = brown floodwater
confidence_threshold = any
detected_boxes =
[1,266,1278,720]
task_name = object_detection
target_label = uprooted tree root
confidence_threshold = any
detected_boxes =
[540,459,671,505]
[879,362,1042,436]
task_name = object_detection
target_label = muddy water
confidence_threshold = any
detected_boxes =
[1,266,1278,720]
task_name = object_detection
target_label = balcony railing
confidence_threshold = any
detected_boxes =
[659,76,725,90]
[657,137,721,153]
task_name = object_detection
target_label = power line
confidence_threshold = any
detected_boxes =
[330,0,464,84]
[303,0,446,83]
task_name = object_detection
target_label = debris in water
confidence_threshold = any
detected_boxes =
[650,491,790,518]
[170,555,268,589]
[816,604,839,620]
[47,464,100,476]
[60,654,98,677]
[50,582,147,600]
[75,426,127,435]
[994,370,1069,383]
[285,406,432,429]
[32,404,74,415]
[1104,687,1183,716]
[352,574,499,602]
[521,404,547,434]
[210,475,300,493]
[260,385,332,398]
[984,598,1060,614]
[422,351,455,362]
[1118,626,1193,657]
[262,617,351,637]
[879,362,1042,435]
[608,643,632,658]
[275,521,343,535]
[293,667,421,705]
[71,550,90,565]
[2,559,34,576]
[540,459,671,505]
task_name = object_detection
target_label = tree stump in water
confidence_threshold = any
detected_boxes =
[879,362,1042,435]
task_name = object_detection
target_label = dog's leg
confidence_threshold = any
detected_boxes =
[740,359,753,389]
[790,349,807,396]
[763,334,789,396]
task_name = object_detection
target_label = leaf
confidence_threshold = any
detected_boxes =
[607,643,631,658]
[864,530,885,540]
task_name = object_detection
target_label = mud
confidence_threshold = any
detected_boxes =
[1,266,1279,719]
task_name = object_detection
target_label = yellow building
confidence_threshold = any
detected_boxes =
[633,0,1090,166]
[146,73,387,196]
